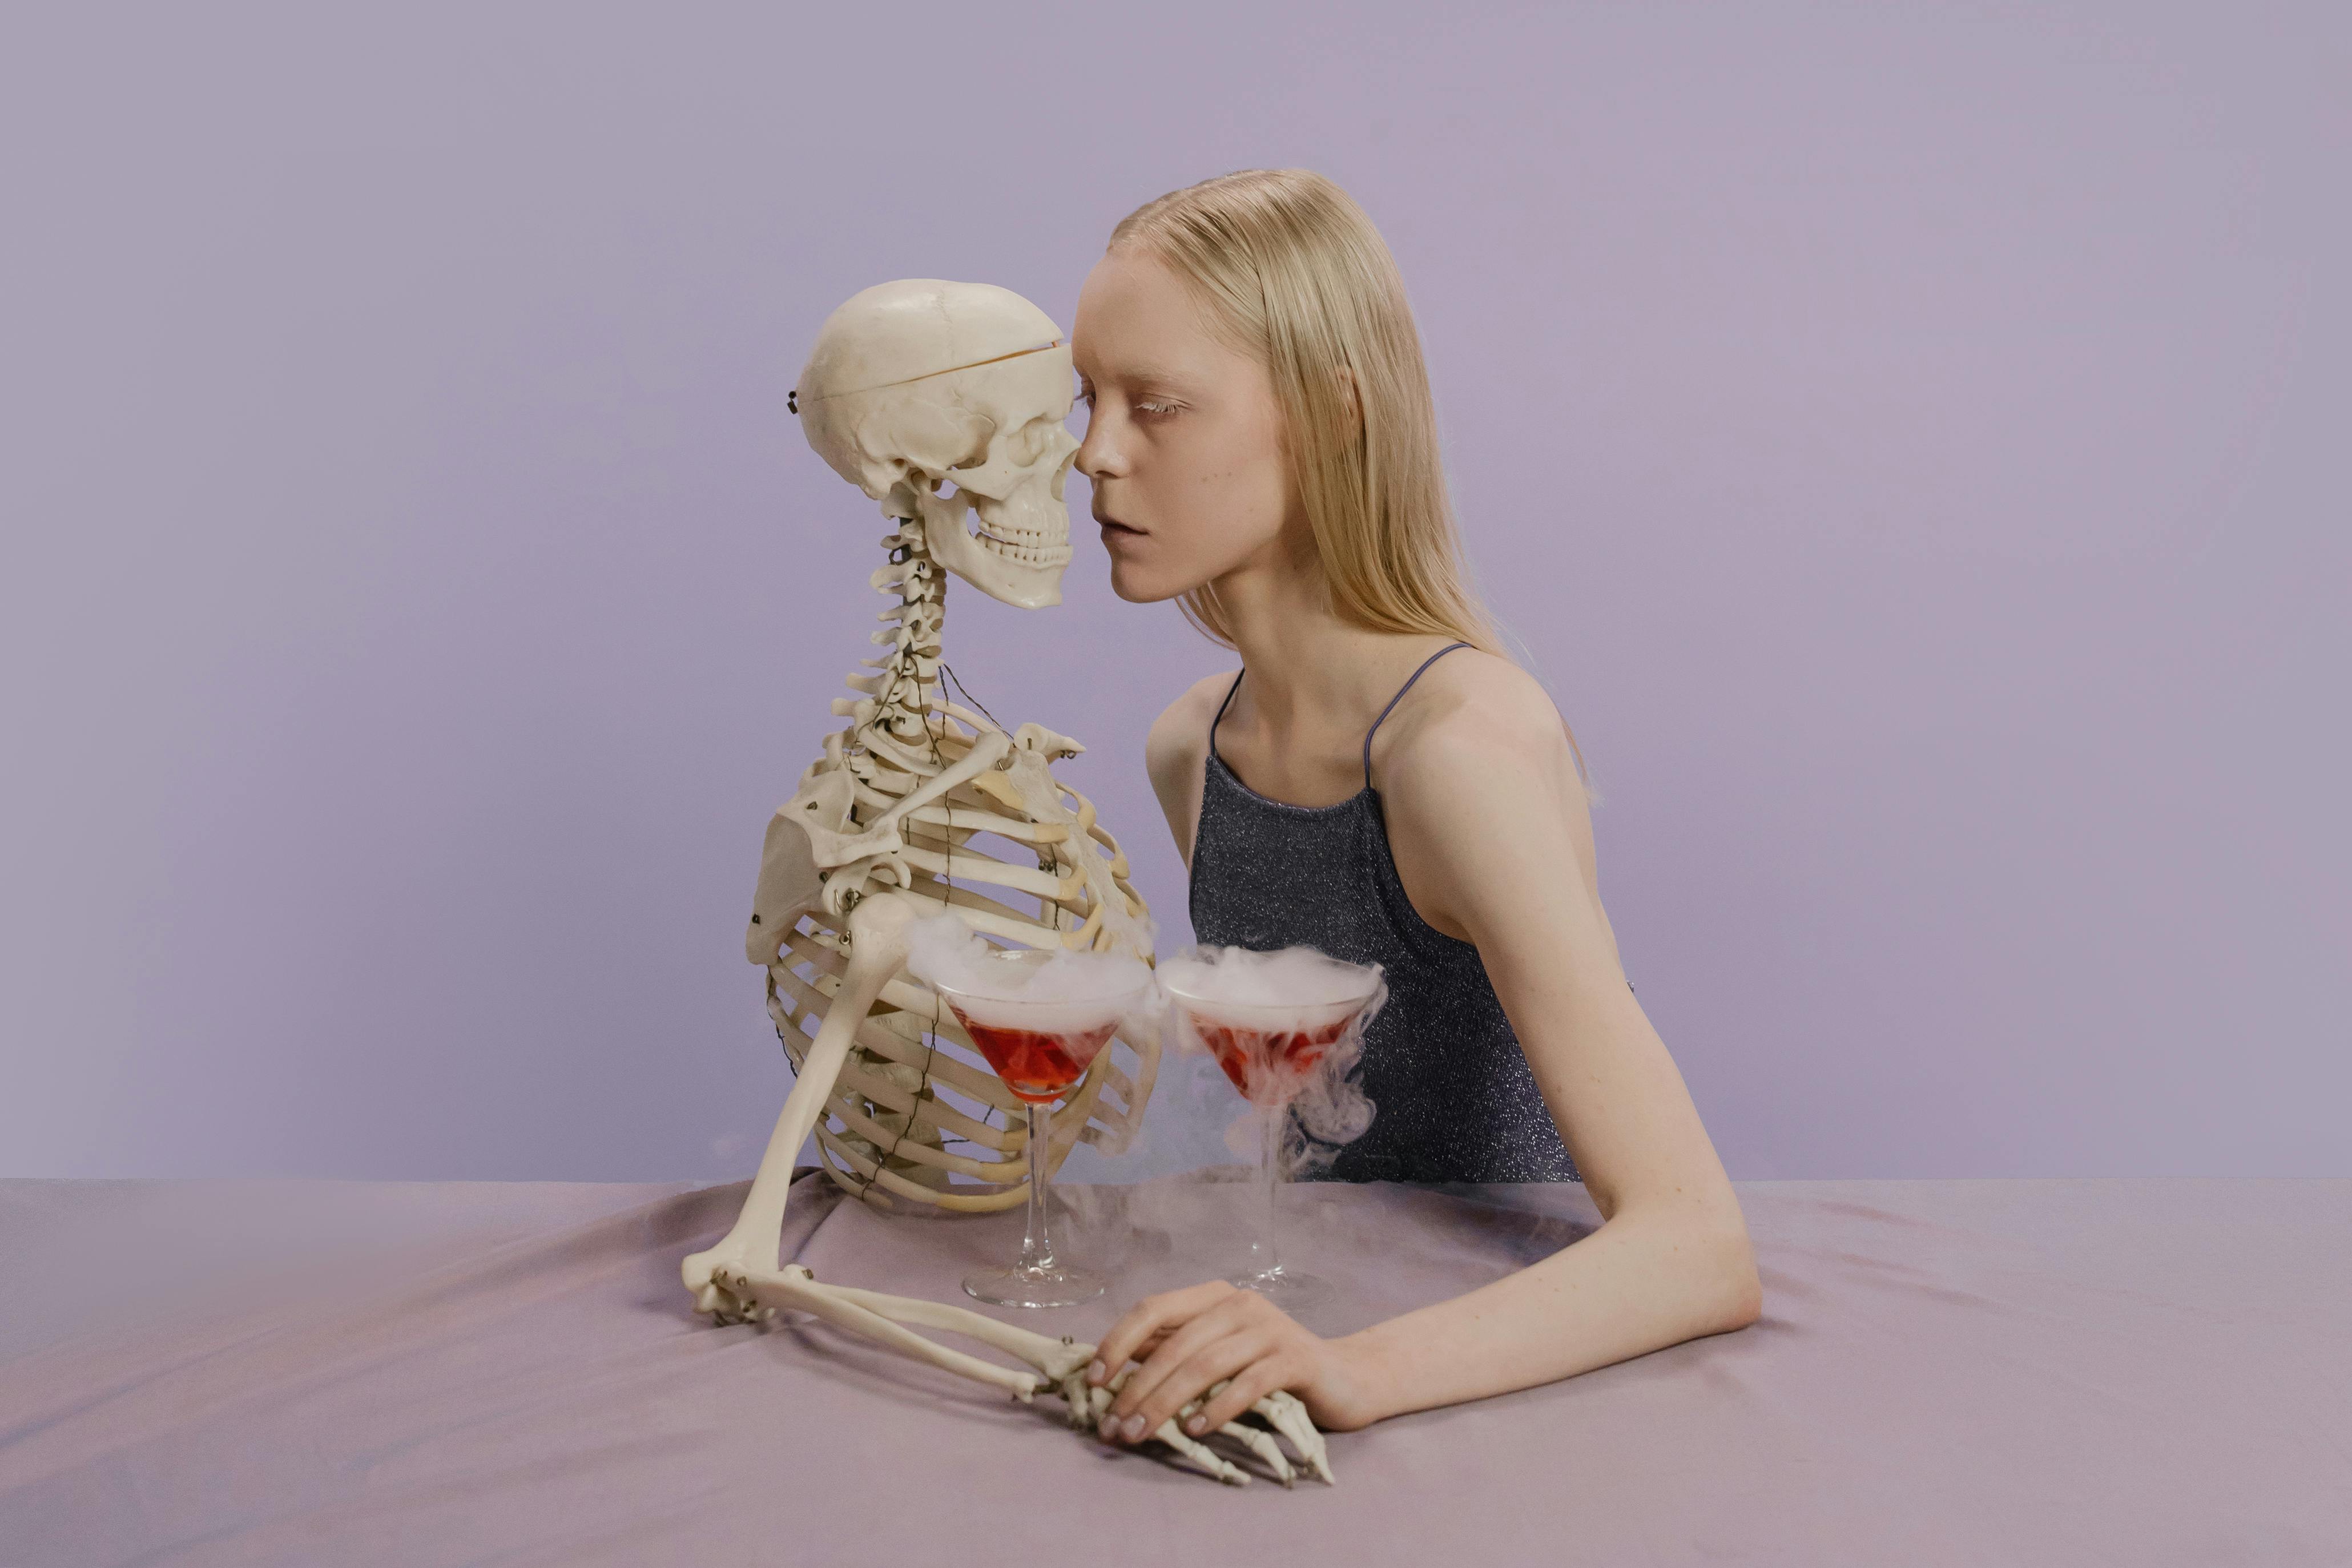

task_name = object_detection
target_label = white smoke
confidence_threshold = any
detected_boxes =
[901,911,1156,1032]
[1155,943,1387,1178]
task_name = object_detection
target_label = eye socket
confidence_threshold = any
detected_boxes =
[950,421,994,471]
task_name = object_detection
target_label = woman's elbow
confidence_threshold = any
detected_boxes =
[1626,1199,1764,1335]
[1709,1232,1764,1333]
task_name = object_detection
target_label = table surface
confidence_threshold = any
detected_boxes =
[2,1171,2346,1567]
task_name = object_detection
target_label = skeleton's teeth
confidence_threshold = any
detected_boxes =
[974,530,1072,568]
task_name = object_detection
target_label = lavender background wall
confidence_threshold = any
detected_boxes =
[2,3,2344,1182]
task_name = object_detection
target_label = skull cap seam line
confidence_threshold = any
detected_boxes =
[800,340,1067,405]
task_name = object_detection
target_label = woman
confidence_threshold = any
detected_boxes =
[1070,170,1762,1445]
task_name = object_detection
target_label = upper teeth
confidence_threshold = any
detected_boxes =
[973,527,1070,567]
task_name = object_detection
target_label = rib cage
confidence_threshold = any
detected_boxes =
[764,520,1158,1212]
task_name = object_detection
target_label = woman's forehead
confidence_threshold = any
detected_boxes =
[1073,257,1229,384]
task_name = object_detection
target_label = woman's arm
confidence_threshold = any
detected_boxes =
[1091,663,1759,1441]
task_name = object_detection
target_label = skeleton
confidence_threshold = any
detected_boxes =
[679,279,1332,1485]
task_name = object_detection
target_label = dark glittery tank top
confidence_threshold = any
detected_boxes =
[1187,642,1581,1183]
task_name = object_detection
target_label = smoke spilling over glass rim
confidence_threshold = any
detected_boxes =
[1156,945,1388,1025]
[922,945,1158,1034]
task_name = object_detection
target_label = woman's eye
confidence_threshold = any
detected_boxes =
[1069,385,1173,420]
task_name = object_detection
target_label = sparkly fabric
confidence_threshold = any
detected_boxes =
[1187,648,1581,1183]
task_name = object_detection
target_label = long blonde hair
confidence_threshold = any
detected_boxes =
[1107,168,1590,786]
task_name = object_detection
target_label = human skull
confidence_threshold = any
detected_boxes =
[795,279,1081,609]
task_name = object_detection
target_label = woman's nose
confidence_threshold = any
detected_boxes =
[1074,417,1120,480]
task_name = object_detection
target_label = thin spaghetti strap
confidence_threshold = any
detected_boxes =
[1363,642,1472,789]
[1208,667,1245,762]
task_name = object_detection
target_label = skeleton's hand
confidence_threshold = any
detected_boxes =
[1088,1280,1384,1442]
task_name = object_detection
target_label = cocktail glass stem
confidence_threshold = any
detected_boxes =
[1249,1097,1286,1281]
[1232,1094,1332,1309]
[1018,1098,1058,1273]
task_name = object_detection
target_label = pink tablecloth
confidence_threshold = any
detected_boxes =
[2,1172,2345,1566]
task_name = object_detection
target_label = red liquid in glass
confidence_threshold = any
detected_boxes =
[952,1012,1119,1104]
[1193,1013,1355,1103]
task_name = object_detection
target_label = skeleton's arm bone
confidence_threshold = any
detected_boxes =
[813,1055,1103,1208]
[773,938,1100,1126]
[783,912,1154,1158]
[684,892,922,1307]
[723,1265,1042,1399]
[784,914,1062,1024]
[770,960,1011,1106]
[739,1271,1329,1487]
[816,1276,1090,1379]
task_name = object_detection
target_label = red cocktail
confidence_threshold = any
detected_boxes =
[925,948,1152,1310]
[954,1015,1123,1105]
[1194,1010,1357,1104]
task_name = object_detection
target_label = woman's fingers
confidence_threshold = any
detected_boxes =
[1119,1332,1278,1445]
[1104,1292,1263,1425]
[1086,1280,1238,1387]
[1183,1361,1284,1438]
[1101,1292,1310,1445]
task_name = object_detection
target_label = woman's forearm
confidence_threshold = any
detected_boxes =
[1338,1207,1762,1424]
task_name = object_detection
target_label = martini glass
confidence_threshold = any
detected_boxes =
[1161,954,1384,1306]
[928,949,1151,1309]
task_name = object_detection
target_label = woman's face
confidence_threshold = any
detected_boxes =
[1071,247,1300,603]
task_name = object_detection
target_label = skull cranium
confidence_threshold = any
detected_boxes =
[795,279,1080,608]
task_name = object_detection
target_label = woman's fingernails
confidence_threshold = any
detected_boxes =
[1121,1413,1147,1441]
[1097,1409,1120,1438]
[1086,1359,1106,1384]
[1185,1414,1207,1436]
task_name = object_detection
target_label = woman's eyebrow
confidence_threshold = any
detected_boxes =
[1085,361,1201,391]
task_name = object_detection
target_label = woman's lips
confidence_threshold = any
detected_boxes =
[1098,518,1143,538]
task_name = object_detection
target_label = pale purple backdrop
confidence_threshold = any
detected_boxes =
[1,4,2343,1182]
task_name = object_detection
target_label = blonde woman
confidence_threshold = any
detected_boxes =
[1072,170,1762,1444]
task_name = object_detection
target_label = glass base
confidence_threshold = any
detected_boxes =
[964,1262,1105,1309]
[1229,1264,1331,1311]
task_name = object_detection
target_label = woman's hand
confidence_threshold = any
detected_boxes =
[1085,1280,1385,1442]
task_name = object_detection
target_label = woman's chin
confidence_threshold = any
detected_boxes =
[1107,561,1181,605]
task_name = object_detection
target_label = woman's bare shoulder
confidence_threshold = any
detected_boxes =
[1375,648,1602,936]
[1143,669,1238,790]
[1379,648,1577,785]
[1142,669,1238,869]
